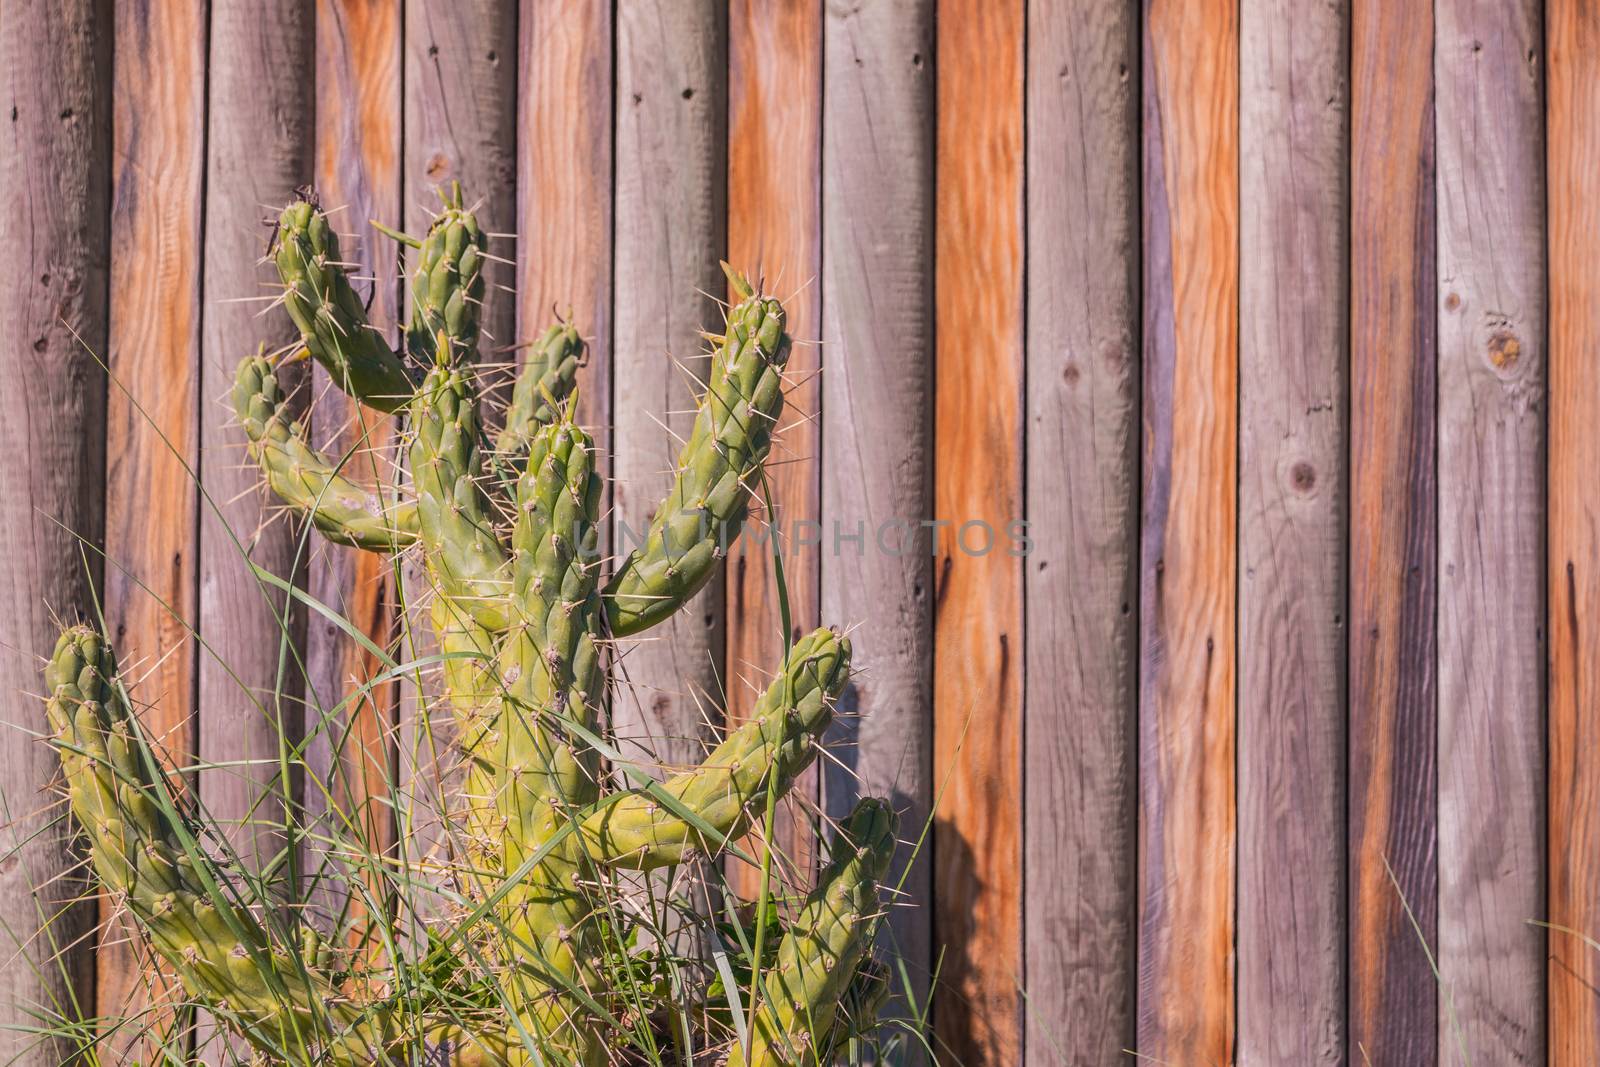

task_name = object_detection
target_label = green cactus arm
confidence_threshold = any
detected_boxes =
[602,267,790,637]
[274,199,416,413]
[411,360,515,631]
[578,627,849,871]
[232,354,419,551]
[495,321,585,459]
[44,626,388,1062]
[404,182,487,366]
[734,797,897,1067]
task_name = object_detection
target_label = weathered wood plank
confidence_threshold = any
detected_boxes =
[398,0,517,901]
[1137,0,1238,1060]
[932,0,1024,1062]
[306,0,404,935]
[0,2,109,1062]
[610,0,728,780]
[1435,1,1544,1062]
[102,0,205,1051]
[726,0,823,895]
[516,0,612,436]
[1021,3,1138,1063]
[819,0,935,1042]
[1236,1,1346,1063]
[1348,0,1438,1061]
[1549,3,1600,1061]
[198,0,314,888]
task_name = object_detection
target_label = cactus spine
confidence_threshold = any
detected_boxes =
[45,183,897,1065]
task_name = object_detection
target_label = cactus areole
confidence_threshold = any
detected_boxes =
[45,184,896,1065]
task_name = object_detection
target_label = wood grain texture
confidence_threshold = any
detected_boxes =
[1549,3,1600,1062]
[1435,1,1544,1062]
[1348,0,1438,1061]
[1236,1,1347,1063]
[819,0,936,1037]
[932,1,1024,1062]
[1137,0,1238,1061]
[516,0,613,437]
[398,0,516,905]
[197,15,312,1062]
[404,0,517,350]
[102,0,205,1051]
[306,0,403,935]
[0,2,109,1061]
[610,0,728,780]
[1022,3,1138,1064]
[726,0,823,895]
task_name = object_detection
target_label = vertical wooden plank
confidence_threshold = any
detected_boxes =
[726,0,822,893]
[404,0,517,344]
[932,1,1023,1062]
[306,0,404,931]
[198,11,312,1061]
[102,0,205,1051]
[1236,1,1347,1063]
[819,0,936,1037]
[1137,0,1238,1061]
[399,0,517,897]
[1348,0,1437,1061]
[1022,3,1139,1063]
[200,0,314,874]
[516,0,612,436]
[1435,1,1544,1062]
[611,1,728,779]
[1549,3,1600,1062]
[0,1,109,1061]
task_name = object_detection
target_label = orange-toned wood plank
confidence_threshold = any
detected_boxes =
[820,0,936,1036]
[1549,3,1600,1062]
[1023,3,1139,1063]
[306,0,403,943]
[1435,0,1544,1061]
[1348,0,1437,1061]
[932,1,1023,1062]
[102,0,204,1054]
[0,2,110,1061]
[517,0,612,435]
[1236,1,1346,1062]
[1136,0,1238,1061]
[726,0,822,896]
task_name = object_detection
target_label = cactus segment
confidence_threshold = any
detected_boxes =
[405,183,487,367]
[233,355,419,551]
[274,199,416,413]
[411,360,514,631]
[496,321,586,459]
[580,628,850,871]
[603,272,791,637]
[45,627,386,1062]
[735,798,898,1066]
[52,174,899,1062]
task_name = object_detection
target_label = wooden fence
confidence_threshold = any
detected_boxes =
[1,0,1596,1064]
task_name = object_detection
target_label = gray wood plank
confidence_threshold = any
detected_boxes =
[1236,1,1348,1063]
[0,1,110,1061]
[397,0,517,910]
[197,2,314,1057]
[1435,1,1545,1061]
[609,0,728,780]
[1021,3,1138,1063]
[819,0,936,1045]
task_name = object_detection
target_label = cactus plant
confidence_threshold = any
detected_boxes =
[43,185,898,1065]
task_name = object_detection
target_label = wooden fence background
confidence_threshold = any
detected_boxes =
[2,0,1597,1064]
